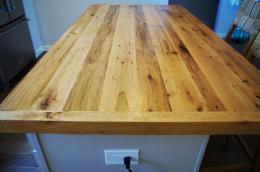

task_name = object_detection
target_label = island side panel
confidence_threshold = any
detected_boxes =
[37,134,208,172]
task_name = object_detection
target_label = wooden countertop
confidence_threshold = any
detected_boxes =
[0,5,259,134]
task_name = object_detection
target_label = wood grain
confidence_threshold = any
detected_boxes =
[0,5,259,134]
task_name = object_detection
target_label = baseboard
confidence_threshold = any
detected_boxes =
[35,45,52,58]
[41,45,52,51]
[35,47,44,58]
[216,33,226,39]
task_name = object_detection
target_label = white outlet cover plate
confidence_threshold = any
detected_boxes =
[104,149,139,165]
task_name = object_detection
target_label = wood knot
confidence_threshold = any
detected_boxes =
[40,101,49,110]
[185,91,194,101]
[85,58,92,65]
[147,75,153,81]
[40,90,56,110]
[45,112,54,119]
[200,31,208,37]
[148,108,153,112]
[99,130,105,134]
[197,106,203,112]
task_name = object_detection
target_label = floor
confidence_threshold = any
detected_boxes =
[0,134,39,172]
[0,53,45,172]
[199,42,260,172]
[200,135,260,172]
[0,49,259,172]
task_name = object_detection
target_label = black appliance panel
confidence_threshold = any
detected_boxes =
[169,0,219,29]
[0,0,10,26]
[8,0,25,21]
[0,17,34,84]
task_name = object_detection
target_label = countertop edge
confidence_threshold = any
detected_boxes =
[0,111,259,134]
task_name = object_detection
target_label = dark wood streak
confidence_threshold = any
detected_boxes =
[116,91,129,111]
[179,42,190,54]
[185,91,194,102]
[155,6,226,111]
[197,106,203,112]
[40,90,57,110]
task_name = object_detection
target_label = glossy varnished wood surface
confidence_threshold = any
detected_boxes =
[0,5,259,134]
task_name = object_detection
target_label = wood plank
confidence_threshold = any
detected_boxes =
[142,6,208,112]
[154,6,226,111]
[64,5,120,111]
[134,6,171,112]
[0,111,260,134]
[98,6,138,112]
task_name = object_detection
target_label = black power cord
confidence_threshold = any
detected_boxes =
[124,156,133,172]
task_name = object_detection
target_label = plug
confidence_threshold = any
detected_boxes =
[124,156,133,172]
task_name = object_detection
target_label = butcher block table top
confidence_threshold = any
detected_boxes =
[0,5,260,134]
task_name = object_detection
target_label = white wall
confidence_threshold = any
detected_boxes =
[214,0,239,38]
[38,134,208,172]
[26,0,168,52]
[23,0,43,57]
[24,0,241,55]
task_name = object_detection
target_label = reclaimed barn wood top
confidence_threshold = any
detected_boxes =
[0,5,260,134]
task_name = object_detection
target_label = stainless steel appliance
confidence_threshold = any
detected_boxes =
[0,0,35,89]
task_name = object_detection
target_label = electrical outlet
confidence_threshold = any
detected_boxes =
[104,149,139,165]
